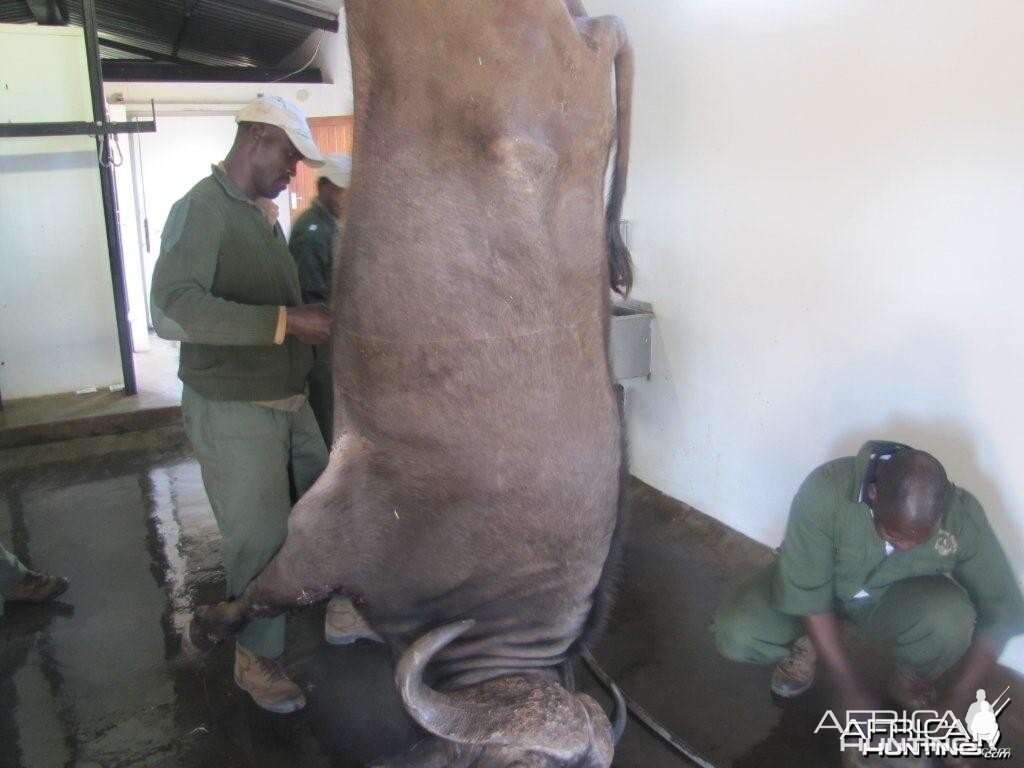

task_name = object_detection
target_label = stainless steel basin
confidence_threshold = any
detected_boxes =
[610,299,653,381]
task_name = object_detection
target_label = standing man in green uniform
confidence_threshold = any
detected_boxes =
[1,540,67,617]
[150,95,332,714]
[288,153,351,446]
[713,442,1024,723]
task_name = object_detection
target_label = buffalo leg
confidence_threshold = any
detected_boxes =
[190,433,373,649]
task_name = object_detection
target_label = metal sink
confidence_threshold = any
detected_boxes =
[610,299,653,381]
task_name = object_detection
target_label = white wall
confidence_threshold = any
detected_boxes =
[105,78,352,121]
[131,114,240,312]
[585,0,1024,670]
[0,24,122,399]
[108,104,150,352]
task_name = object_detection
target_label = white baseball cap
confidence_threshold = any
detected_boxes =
[317,154,352,188]
[236,95,325,167]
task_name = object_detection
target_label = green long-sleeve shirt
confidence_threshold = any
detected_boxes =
[289,197,338,306]
[150,165,313,401]
[772,440,1024,649]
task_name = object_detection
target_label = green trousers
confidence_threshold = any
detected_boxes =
[0,541,28,617]
[711,565,976,681]
[307,347,334,446]
[182,386,328,658]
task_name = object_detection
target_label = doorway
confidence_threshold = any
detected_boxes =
[287,116,354,225]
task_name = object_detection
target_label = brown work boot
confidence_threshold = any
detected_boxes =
[888,666,936,711]
[771,636,817,698]
[4,570,69,604]
[233,644,306,714]
[324,595,383,646]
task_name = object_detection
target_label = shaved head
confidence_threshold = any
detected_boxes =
[875,450,949,525]
[868,449,949,550]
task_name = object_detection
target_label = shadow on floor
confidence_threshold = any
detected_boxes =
[0,429,1020,767]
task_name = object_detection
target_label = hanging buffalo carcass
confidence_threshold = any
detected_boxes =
[190,1,634,764]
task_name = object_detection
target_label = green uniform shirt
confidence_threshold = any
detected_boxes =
[289,197,337,306]
[772,440,1024,648]
[150,165,313,402]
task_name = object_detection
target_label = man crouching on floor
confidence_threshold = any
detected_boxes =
[712,441,1024,766]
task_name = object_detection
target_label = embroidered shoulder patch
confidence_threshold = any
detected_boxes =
[935,529,958,556]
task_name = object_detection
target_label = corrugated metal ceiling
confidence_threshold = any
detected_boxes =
[0,0,340,71]
[0,3,32,23]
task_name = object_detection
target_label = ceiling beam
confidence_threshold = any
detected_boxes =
[171,0,202,58]
[101,60,322,83]
[23,0,66,25]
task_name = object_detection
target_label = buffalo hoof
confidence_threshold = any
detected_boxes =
[188,603,238,652]
[187,609,220,652]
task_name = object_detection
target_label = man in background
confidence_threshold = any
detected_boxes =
[287,155,381,648]
[289,153,352,446]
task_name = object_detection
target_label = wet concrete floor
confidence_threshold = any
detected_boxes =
[1,428,1021,767]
